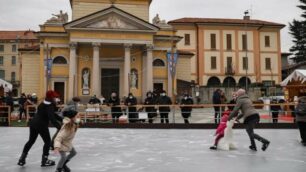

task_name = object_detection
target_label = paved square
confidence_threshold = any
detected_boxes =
[0,127,305,172]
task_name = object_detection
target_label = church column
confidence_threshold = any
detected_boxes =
[124,44,132,97]
[68,42,77,101]
[146,44,154,92]
[92,43,101,96]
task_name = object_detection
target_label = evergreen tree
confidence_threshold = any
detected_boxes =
[289,0,306,63]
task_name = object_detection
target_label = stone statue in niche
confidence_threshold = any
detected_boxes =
[82,69,90,89]
[130,69,138,89]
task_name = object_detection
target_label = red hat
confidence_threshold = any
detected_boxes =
[46,90,59,100]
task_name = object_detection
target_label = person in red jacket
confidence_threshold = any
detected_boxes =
[210,104,235,150]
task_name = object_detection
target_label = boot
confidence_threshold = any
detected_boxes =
[17,153,27,166]
[55,168,65,172]
[63,160,71,172]
[249,145,257,151]
[41,155,55,167]
[262,141,270,151]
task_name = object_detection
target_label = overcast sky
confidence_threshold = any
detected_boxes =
[0,0,302,52]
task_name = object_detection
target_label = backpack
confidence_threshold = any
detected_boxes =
[296,97,306,116]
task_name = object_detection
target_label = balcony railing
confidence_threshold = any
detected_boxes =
[225,66,235,75]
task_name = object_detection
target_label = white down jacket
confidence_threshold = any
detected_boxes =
[54,117,77,152]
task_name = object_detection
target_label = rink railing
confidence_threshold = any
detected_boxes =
[18,103,297,125]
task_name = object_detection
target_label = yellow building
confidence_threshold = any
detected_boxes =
[0,31,38,96]
[32,0,183,102]
[169,16,285,89]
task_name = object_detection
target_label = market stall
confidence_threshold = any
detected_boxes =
[281,69,306,100]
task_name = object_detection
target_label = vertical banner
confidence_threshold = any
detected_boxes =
[44,58,53,78]
[167,52,178,78]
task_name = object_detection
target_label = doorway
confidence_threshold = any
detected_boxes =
[101,68,120,100]
[154,83,163,96]
[54,82,65,104]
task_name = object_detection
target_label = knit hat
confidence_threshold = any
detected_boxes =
[63,110,78,119]
[46,90,59,100]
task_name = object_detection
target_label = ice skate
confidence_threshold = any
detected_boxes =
[41,155,56,167]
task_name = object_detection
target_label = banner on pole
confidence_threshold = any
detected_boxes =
[167,52,178,78]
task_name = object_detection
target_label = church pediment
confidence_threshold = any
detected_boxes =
[64,6,159,32]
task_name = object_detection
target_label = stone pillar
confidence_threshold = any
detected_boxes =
[146,44,154,92]
[68,42,77,101]
[92,43,101,96]
[124,44,132,97]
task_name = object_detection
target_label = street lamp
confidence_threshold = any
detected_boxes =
[244,10,249,91]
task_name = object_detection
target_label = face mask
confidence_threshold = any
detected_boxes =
[55,98,60,103]
[161,93,166,97]
[129,96,133,99]
[148,94,152,98]
[75,118,81,124]
[184,97,188,100]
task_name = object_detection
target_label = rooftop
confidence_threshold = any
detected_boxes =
[169,17,285,28]
[0,30,37,40]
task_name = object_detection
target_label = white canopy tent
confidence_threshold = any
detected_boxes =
[0,79,13,90]
[281,69,306,86]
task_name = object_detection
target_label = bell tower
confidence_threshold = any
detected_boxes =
[69,0,152,21]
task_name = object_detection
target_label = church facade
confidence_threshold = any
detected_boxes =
[34,0,182,102]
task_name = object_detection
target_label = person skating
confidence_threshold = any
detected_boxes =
[210,104,234,150]
[18,93,27,122]
[17,90,62,167]
[54,110,80,172]
[228,89,270,151]
[180,93,194,124]
[295,96,306,146]
[212,89,221,124]
[158,90,172,124]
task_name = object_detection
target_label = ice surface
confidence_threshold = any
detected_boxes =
[0,127,305,172]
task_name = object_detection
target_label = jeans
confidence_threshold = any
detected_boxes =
[56,147,77,169]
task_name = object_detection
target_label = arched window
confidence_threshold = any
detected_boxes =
[223,77,236,87]
[153,59,165,67]
[207,77,221,87]
[238,77,251,88]
[53,56,67,64]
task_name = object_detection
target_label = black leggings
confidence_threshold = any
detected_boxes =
[297,122,306,143]
[21,126,51,156]
[214,106,220,124]
[245,114,269,147]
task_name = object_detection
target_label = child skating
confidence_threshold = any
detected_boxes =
[54,110,80,172]
[210,105,235,150]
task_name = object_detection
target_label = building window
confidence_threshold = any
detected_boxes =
[210,33,216,49]
[0,45,4,52]
[265,58,271,70]
[184,34,190,45]
[53,56,68,64]
[12,44,17,52]
[227,57,232,68]
[0,56,3,65]
[243,57,248,70]
[12,56,16,65]
[153,59,165,67]
[226,34,232,50]
[11,72,16,81]
[211,56,217,69]
[0,70,5,80]
[265,36,270,47]
[242,34,247,50]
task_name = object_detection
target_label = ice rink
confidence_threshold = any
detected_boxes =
[0,127,305,172]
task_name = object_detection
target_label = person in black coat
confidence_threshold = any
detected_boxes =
[125,93,138,123]
[18,93,27,122]
[18,90,62,167]
[271,99,281,123]
[158,90,172,124]
[180,93,194,124]
[108,92,122,123]
[88,95,101,104]
[212,89,222,124]
[144,91,156,123]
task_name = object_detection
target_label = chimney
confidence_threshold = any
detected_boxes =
[244,15,250,20]
[243,10,250,20]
